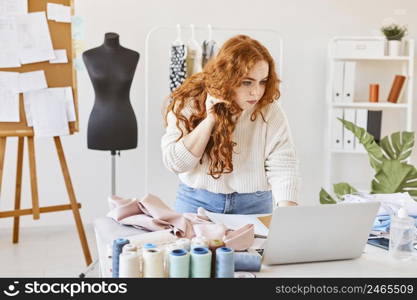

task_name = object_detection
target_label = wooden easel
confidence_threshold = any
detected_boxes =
[0,135,92,266]
[0,0,92,266]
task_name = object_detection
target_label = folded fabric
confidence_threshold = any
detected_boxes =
[343,192,417,216]
[107,194,255,250]
[193,223,228,241]
[372,214,417,233]
[223,224,254,251]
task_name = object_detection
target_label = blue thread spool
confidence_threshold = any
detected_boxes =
[215,247,234,278]
[191,247,211,278]
[169,248,190,278]
[143,243,156,249]
[234,251,262,272]
[112,238,129,278]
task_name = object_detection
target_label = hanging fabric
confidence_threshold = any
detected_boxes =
[201,24,218,68]
[169,24,187,92]
[186,24,203,77]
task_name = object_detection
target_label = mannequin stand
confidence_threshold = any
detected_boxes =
[0,136,92,266]
[110,150,120,196]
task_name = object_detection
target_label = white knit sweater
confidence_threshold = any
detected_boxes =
[161,100,300,205]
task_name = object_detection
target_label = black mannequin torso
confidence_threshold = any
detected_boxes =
[83,32,139,151]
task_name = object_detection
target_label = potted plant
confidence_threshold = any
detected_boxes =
[320,118,417,204]
[381,23,407,56]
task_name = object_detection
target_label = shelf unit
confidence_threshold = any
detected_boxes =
[324,37,415,190]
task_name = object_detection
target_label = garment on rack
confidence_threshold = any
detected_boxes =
[186,42,202,77]
[169,44,187,92]
[107,194,255,250]
[201,40,218,68]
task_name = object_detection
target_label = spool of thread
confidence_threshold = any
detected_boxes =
[112,238,129,278]
[369,83,379,102]
[169,249,190,278]
[164,243,180,276]
[142,248,165,278]
[234,251,262,272]
[190,247,212,278]
[122,244,137,253]
[209,239,225,277]
[175,238,191,251]
[234,271,256,278]
[215,247,235,278]
[143,243,157,249]
[119,251,141,278]
[191,236,208,250]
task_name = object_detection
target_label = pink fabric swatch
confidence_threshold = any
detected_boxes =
[107,193,255,250]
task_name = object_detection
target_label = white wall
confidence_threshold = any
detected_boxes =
[1,0,416,229]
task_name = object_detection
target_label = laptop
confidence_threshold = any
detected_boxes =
[262,202,380,265]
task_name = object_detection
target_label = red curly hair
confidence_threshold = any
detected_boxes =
[164,34,281,179]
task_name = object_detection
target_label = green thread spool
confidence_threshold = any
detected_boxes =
[169,249,190,278]
[191,247,212,278]
[215,247,234,278]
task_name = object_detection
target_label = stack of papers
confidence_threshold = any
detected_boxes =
[0,4,76,137]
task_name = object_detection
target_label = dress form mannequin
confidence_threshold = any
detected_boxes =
[83,32,139,195]
[83,32,139,151]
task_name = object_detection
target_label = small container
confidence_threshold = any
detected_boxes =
[389,208,416,260]
[369,84,379,102]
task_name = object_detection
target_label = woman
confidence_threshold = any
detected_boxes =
[161,35,299,214]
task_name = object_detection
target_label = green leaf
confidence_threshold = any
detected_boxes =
[339,118,385,171]
[320,188,337,204]
[371,160,417,199]
[333,183,358,200]
[380,131,414,161]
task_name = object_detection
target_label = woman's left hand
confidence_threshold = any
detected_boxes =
[277,201,298,207]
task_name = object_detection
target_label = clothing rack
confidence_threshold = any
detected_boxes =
[144,25,283,196]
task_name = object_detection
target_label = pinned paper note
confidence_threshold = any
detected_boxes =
[0,0,27,17]
[18,70,47,93]
[23,87,75,137]
[16,12,55,64]
[0,71,19,122]
[49,49,68,64]
[23,87,76,132]
[0,17,21,67]
[47,3,71,23]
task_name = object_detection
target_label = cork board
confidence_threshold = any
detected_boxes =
[0,0,78,137]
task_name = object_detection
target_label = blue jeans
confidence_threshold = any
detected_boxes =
[175,182,273,214]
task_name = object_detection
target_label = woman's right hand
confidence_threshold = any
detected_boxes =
[205,94,228,116]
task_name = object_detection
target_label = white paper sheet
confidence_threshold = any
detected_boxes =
[23,86,76,128]
[18,70,47,93]
[0,0,27,17]
[47,3,71,23]
[24,88,69,137]
[0,71,19,122]
[16,12,55,64]
[204,210,270,237]
[48,87,76,121]
[49,49,68,64]
[0,17,21,67]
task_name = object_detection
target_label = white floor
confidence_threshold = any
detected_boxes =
[0,224,99,277]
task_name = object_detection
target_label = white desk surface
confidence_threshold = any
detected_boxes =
[256,244,417,278]
[94,217,417,278]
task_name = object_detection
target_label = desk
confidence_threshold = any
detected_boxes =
[94,217,417,278]
[257,245,417,277]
